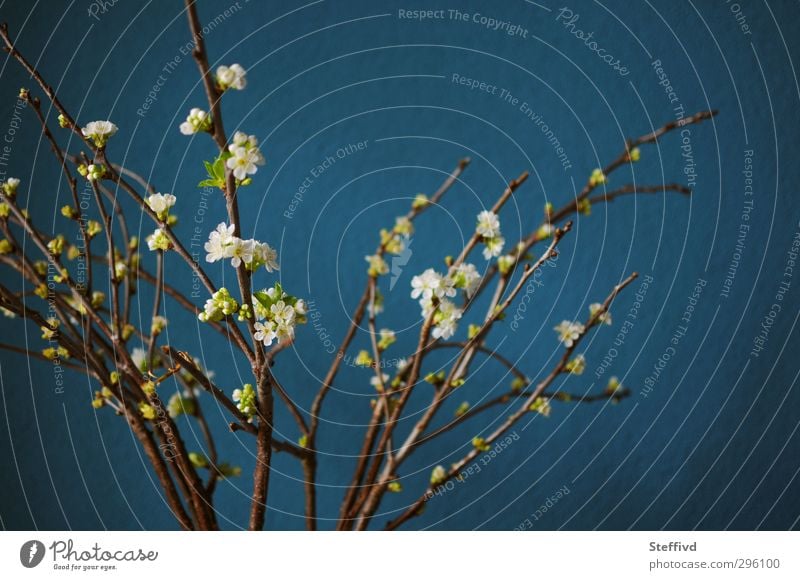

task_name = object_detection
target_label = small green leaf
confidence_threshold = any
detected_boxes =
[253,290,271,309]
[212,156,227,180]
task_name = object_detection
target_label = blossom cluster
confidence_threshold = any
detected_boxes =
[1,177,20,197]
[564,353,586,375]
[179,108,212,135]
[216,63,247,91]
[410,263,480,340]
[78,163,106,181]
[553,304,613,349]
[146,227,171,252]
[589,168,606,187]
[81,120,117,148]
[146,192,177,221]
[476,210,505,260]
[232,383,257,420]
[204,222,278,272]
[553,320,584,348]
[529,396,551,417]
[198,288,239,322]
[226,131,265,181]
[250,283,307,348]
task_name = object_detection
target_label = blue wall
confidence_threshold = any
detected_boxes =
[0,0,798,530]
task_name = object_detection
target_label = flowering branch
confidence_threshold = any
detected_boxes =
[350,223,571,529]
[385,272,639,530]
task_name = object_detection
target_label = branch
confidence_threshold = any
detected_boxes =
[385,272,639,530]
[161,346,256,434]
[422,385,632,446]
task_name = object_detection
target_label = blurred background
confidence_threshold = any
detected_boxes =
[0,0,798,530]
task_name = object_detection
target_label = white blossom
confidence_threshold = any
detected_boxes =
[452,263,481,297]
[419,297,436,319]
[566,354,586,375]
[251,297,303,346]
[3,177,20,195]
[146,227,171,251]
[146,193,176,220]
[230,131,252,149]
[370,373,390,389]
[497,254,516,275]
[216,63,247,90]
[475,209,505,260]
[86,164,106,181]
[432,299,462,340]
[81,120,117,147]
[151,315,168,335]
[589,302,612,325]
[131,347,148,372]
[274,319,296,343]
[232,384,256,418]
[554,320,585,348]
[114,260,128,279]
[476,210,501,238]
[225,132,265,180]
[227,147,257,180]
[411,268,455,302]
[270,300,296,325]
[204,222,236,262]
[252,241,279,272]
[254,320,278,347]
[481,235,505,260]
[229,237,254,268]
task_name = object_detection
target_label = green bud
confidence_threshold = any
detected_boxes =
[189,452,209,469]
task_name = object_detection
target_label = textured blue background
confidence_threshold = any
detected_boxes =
[1,0,799,530]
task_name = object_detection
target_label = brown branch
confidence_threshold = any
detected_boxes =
[248,372,274,530]
[432,341,528,381]
[0,342,90,374]
[146,251,164,366]
[184,0,226,150]
[586,183,690,206]
[0,24,91,146]
[22,93,93,295]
